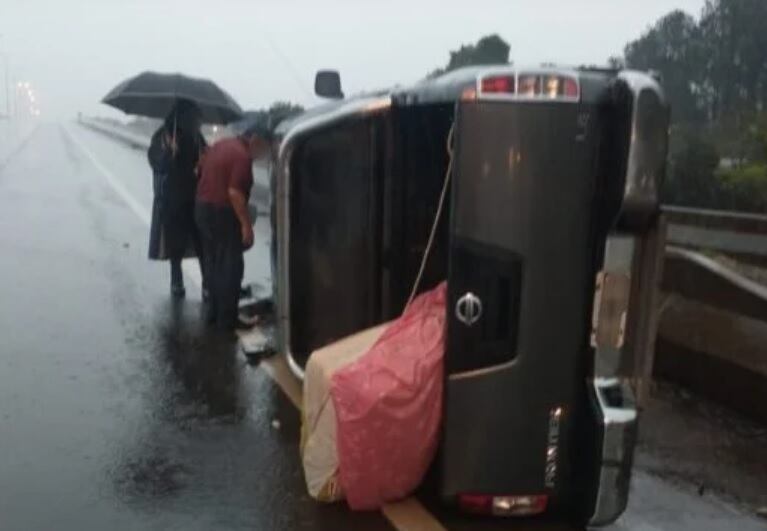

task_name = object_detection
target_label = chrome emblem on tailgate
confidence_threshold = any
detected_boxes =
[456,292,482,327]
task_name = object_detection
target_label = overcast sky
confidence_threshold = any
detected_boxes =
[1,0,706,120]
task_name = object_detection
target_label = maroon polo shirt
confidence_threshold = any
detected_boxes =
[197,137,253,207]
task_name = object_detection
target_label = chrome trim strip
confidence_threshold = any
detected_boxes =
[448,359,517,381]
[274,96,393,370]
[286,350,306,380]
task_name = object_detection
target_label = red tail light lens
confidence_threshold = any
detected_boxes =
[564,77,579,98]
[481,75,515,94]
[458,494,549,517]
[458,494,493,514]
[477,72,579,101]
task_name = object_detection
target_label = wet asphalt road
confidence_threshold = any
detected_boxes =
[0,122,765,531]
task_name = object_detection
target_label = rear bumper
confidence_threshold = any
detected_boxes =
[588,377,638,527]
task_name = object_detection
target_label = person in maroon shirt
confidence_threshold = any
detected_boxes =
[195,121,272,331]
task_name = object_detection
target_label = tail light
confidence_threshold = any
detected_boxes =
[481,75,515,94]
[461,87,477,101]
[518,74,541,96]
[458,494,549,516]
[477,71,580,101]
[564,77,579,98]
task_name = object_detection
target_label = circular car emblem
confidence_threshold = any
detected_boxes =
[456,292,483,327]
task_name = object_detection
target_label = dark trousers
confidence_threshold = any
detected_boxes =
[170,256,206,290]
[166,200,205,291]
[195,202,244,330]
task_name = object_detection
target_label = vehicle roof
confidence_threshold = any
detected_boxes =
[274,64,626,138]
[273,89,389,136]
[273,66,492,137]
[390,65,489,104]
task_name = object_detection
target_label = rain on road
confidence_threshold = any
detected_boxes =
[0,122,764,531]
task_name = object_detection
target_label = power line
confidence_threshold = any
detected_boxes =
[260,30,313,100]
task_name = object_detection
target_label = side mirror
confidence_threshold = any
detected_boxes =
[315,70,344,99]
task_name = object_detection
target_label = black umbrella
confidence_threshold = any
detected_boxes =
[102,71,243,125]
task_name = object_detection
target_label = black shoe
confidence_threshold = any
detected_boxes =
[171,284,186,299]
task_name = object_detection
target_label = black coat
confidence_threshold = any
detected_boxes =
[147,125,206,260]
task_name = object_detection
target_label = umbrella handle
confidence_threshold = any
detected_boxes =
[164,113,178,158]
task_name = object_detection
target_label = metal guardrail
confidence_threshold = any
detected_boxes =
[656,207,767,423]
[77,117,271,217]
[663,205,767,264]
[78,117,150,149]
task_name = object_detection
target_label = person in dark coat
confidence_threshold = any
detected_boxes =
[147,101,207,298]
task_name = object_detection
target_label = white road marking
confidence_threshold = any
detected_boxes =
[64,126,203,287]
[0,123,42,172]
[64,126,151,225]
[66,124,445,531]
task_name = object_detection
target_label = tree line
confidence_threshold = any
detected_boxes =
[617,0,767,212]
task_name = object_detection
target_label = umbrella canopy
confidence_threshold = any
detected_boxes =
[102,71,243,125]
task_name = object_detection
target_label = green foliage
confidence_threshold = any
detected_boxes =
[747,113,767,162]
[621,0,767,129]
[429,34,510,78]
[663,129,721,207]
[662,130,767,214]
[718,163,767,212]
[699,0,767,126]
[624,10,705,125]
[618,0,767,212]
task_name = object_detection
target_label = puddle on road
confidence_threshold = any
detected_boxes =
[114,451,193,500]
